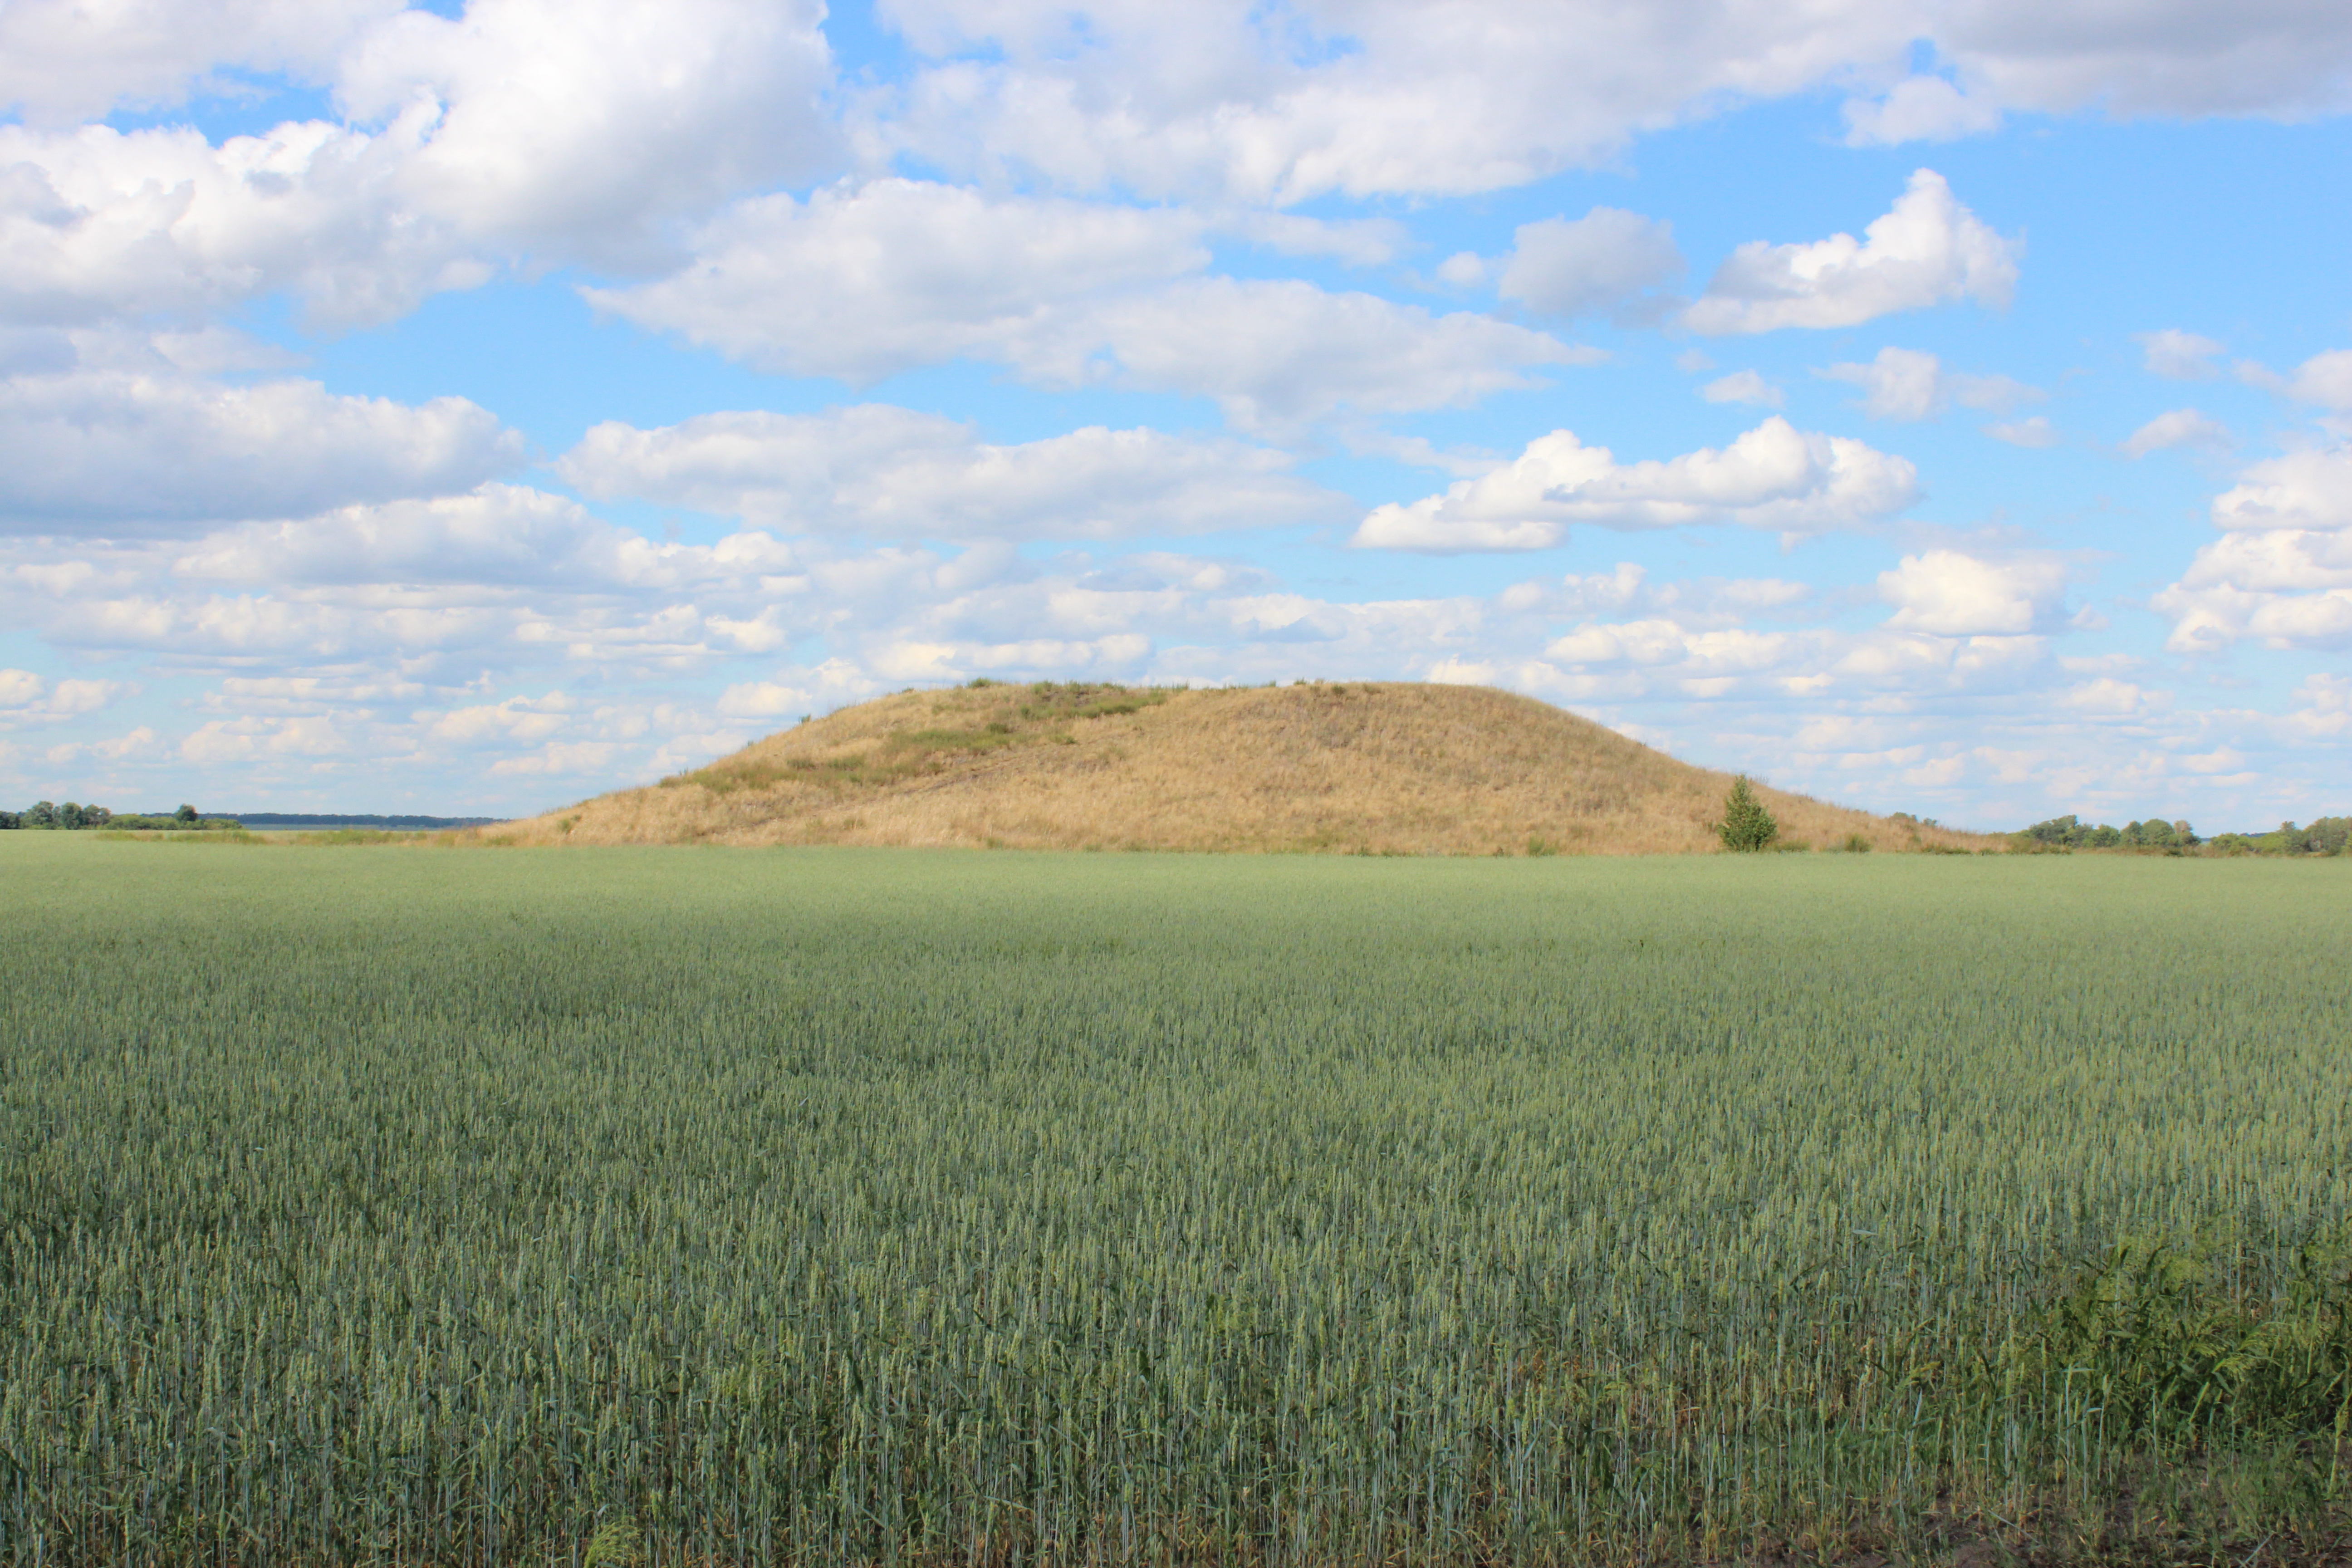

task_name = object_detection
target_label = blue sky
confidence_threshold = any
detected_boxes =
[2,0,2348,831]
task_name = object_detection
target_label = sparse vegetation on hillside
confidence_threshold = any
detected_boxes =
[669,681,1176,797]
[2,839,2345,1565]
[501,681,1996,856]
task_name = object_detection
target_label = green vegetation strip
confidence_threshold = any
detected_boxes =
[1,838,2347,1565]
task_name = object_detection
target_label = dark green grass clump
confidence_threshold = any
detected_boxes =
[0,839,2347,1566]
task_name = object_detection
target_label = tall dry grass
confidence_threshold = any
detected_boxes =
[487,681,1999,854]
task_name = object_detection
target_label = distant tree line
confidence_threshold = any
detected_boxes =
[2207,817,2352,856]
[0,803,224,831]
[0,801,113,829]
[2016,813,2350,856]
[2017,814,2197,850]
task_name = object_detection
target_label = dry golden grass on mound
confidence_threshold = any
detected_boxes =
[481,681,2000,855]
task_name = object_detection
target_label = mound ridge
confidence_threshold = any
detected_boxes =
[493,681,1993,854]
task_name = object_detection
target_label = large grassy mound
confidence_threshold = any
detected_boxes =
[494,680,1996,853]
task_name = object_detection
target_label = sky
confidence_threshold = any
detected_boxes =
[1,0,2348,830]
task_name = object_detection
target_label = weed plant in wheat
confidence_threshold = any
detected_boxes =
[1,834,2347,1567]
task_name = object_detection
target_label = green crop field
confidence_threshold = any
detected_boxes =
[2,835,2347,1567]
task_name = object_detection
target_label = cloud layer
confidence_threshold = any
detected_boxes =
[0,0,2347,831]
[1685,171,2019,335]
[0,368,520,534]
[2156,443,2352,652]
[1351,419,1920,551]
[588,181,1591,428]
[0,0,834,329]
[557,408,1348,540]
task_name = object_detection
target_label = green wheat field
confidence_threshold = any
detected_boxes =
[2,835,2347,1566]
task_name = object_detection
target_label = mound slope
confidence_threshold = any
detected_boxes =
[492,681,1993,855]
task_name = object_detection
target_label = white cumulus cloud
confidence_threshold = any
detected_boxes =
[335,0,836,268]
[868,2,2352,208]
[593,183,1591,429]
[557,407,1349,540]
[581,180,1211,381]
[2284,349,2352,413]
[0,0,399,125]
[867,0,1918,206]
[0,0,835,330]
[425,692,574,747]
[1841,75,2006,145]
[718,660,878,720]
[1933,2,2352,122]
[1984,416,2059,448]
[2153,446,2352,651]
[2210,447,2352,532]
[0,668,125,726]
[1878,550,2068,636]
[2122,408,2232,456]
[168,484,694,590]
[1685,170,2020,335]
[1700,370,1784,407]
[2136,329,2225,380]
[1065,278,1594,431]
[1350,417,1917,551]
[0,118,462,330]
[1820,345,2041,420]
[1495,207,1683,319]
[0,369,520,535]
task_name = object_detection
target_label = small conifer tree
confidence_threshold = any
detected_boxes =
[1716,775,1779,852]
